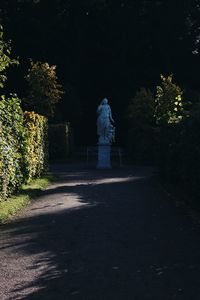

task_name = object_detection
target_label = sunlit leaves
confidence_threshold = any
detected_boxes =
[24,60,64,117]
[0,95,25,200]
[24,111,48,182]
[154,74,185,125]
[0,25,19,89]
[0,94,48,200]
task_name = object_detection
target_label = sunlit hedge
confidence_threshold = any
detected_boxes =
[24,111,48,182]
[0,95,25,200]
[0,96,48,201]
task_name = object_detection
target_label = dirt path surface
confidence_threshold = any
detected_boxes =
[1,164,200,300]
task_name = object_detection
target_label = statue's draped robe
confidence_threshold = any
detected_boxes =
[97,104,112,139]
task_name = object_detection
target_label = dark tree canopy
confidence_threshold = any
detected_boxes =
[1,0,200,144]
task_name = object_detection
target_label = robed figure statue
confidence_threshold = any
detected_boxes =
[97,98,115,145]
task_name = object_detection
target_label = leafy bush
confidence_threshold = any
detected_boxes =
[0,105,48,200]
[155,76,200,202]
[24,111,48,182]
[158,110,200,203]
[154,74,185,125]
[24,61,64,117]
[0,95,25,200]
[0,27,49,201]
[128,88,155,128]
[127,88,156,162]
[0,25,18,88]
[153,75,187,177]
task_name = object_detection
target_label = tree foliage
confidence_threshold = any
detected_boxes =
[24,61,64,117]
[128,88,155,129]
[0,0,200,144]
[154,75,185,125]
[127,88,156,162]
[0,1,200,144]
[0,25,18,88]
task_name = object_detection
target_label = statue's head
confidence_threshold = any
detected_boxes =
[102,98,108,105]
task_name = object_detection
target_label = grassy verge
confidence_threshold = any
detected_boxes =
[0,173,54,224]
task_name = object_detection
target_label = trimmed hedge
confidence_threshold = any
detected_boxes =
[24,111,48,181]
[0,95,48,201]
[127,88,156,163]
[0,95,25,200]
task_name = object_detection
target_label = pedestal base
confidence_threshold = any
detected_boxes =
[97,145,111,169]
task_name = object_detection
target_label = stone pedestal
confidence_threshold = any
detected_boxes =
[97,144,111,169]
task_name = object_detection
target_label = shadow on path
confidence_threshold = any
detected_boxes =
[1,165,200,300]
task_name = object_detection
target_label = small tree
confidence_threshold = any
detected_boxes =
[128,87,155,129]
[24,61,64,117]
[154,75,187,180]
[154,74,185,125]
[0,25,19,88]
[127,88,155,162]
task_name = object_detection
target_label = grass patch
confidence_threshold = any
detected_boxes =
[0,172,54,224]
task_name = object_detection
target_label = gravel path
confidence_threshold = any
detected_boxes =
[1,164,200,300]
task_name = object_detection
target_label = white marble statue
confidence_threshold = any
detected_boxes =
[97,98,115,145]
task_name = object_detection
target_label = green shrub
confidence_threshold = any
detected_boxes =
[24,61,64,117]
[127,88,156,162]
[0,25,19,88]
[154,74,186,125]
[0,27,49,202]
[24,111,48,182]
[154,75,188,177]
[128,88,155,127]
[155,76,200,202]
[159,111,200,202]
[0,95,25,200]
[0,98,48,200]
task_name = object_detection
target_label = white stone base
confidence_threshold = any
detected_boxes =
[97,145,111,169]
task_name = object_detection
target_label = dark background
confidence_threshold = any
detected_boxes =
[1,0,200,145]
